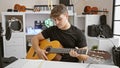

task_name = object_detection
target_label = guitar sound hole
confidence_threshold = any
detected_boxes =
[46,46,52,52]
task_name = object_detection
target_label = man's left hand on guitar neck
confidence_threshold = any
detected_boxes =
[69,47,89,61]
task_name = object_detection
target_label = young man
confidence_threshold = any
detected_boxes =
[31,4,89,62]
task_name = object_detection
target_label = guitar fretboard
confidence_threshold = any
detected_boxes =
[47,48,87,54]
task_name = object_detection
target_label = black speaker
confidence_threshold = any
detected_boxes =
[59,0,70,6]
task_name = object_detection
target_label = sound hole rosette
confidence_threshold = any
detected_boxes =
[8,17,23,32]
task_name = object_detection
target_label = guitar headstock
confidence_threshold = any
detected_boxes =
[88,50,111,60]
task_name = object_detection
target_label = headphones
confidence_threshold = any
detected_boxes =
[8,17,23,32]
[5,17,23,40]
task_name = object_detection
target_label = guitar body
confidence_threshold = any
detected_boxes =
[26,40,62,60]
[91,7,98,14]
[84,6,91,14]
[14,4,33,12]
[14,4,26,12]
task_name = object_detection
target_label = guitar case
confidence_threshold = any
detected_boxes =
[99,15,113,38]
[100,15,107,25]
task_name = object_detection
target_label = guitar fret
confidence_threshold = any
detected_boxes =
[77,49,87,54]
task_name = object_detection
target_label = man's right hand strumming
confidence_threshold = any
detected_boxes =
[36,49,48,60]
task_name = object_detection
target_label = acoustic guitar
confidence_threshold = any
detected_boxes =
[26,39,111,61]
[84,6,91,14]
[14,4,35,12]
[83,6,108,14]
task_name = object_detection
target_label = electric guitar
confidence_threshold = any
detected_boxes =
[26,39,111,60]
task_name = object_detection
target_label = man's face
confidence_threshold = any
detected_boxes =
[53,13,68,29]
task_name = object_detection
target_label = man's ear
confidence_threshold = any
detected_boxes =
[64,12,69,18]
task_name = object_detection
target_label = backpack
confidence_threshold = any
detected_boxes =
[87,15,113,38]
[88,24,100,37]
[98,15,113,38]
[98,24,113,38]
[88,24,113,38]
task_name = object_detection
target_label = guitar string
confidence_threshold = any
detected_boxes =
[50,48,87,54]
[50,48,72,53]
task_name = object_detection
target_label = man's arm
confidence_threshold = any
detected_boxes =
[31,33,48,60]
[76,46,89,61]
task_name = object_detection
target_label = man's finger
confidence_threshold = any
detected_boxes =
[43,53,48,60]
[75,47,79,49]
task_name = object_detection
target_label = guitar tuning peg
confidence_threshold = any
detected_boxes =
[101,51,105,54]
[91,54,95,57]
[96,55,100,58]
[100,56,104,59]
[96,51,100,54]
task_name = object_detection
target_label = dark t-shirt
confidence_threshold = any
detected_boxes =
[42,25,87,62]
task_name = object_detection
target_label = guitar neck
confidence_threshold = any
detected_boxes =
[26,8,33,10]
[47,48,87,54]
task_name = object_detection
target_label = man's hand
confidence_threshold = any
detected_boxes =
[36,49,48,60]
[69,47,89,61]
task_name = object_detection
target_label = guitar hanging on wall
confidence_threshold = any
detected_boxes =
[26,39,111,61]
[14,4,35,12]
[83,6,108,14]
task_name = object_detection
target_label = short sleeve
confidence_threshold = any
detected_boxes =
[41,27,52,39]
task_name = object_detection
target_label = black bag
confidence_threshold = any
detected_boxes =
[98,25,113,38]
[99,15,113,38]
[88,25,100,37]
[88,14,113,38]
[112,46,120,67]
[87,24,113,38]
